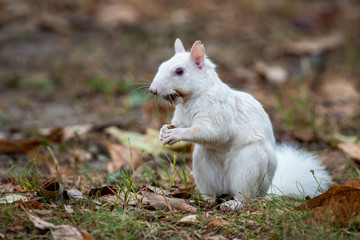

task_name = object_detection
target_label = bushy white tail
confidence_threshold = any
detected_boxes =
[267,144,331,198]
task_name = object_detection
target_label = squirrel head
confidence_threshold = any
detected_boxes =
[149,38,216,105]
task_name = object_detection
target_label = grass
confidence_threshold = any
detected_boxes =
[1,148,360,240]
[1,192,360,239]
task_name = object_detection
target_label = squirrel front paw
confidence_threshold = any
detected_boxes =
[219,200,244,212]
[159,125,183,145]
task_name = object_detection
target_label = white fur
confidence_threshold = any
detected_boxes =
[150,39,331,211]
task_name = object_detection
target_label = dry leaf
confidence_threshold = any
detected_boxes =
[67,189,83,200]
[146,186,171,196]
[69,148,92,162]
[7,224,24,232]
[170,189,192,199]
[105,142,142,173]
[21,204,95,240]
[142,191,197,213]
[338,143,360,160]
[205,236,228,240]
[297,179,360,226]
[0,139,40,154]
[97,3,140,28]
[64,205,74,214]
[344,178,360,189]
[62,124,93,142]
[207,217,229,227]
[281,33,343,55]
[21,205,56,230]
[105,127,190,157]
[179,215,200,224]
[255,61,288,84]
[318,78,360,118]
[0,194,29,204]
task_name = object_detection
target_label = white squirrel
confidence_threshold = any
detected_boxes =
[149,39,331,210]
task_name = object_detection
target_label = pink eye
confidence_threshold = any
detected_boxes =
[175,67,184,76]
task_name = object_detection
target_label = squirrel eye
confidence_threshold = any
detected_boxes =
[175,67,184,76]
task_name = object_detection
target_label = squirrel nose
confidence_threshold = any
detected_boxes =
[149,88,157,95]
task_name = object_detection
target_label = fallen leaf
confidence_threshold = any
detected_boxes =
[66,189,83,200]
[205,236,228,240]
[142,191,197,213]
[105,127,190,157]
[318,151,347,180]
[146,186,171,196]
[21,204,95,239]
[97,3,140,28]
[0,194,29,204]
[64,205,74,214]
[62,124,93,142]
[179,214,200,224]
[255,61,288,84]
[170,189,192,199]
[297,179,360,226]
[338,143,360,160]
[21,205,56,230]
[281,33,343,55]
[69,148,92,162]
[344,179,360,189]
[31,209,53,217]
[318,77,360,118]
[0,139,40,154]
[51,225,94,240]
[332,133,358,144]
[105,142,142,173]
[207,217,229,227]
[7,224,24,232]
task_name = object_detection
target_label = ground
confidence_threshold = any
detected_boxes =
[0,1,360,239]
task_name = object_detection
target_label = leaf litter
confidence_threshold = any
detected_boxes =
[1,1,360,239]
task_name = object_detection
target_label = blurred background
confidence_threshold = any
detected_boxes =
[0,0,359,146]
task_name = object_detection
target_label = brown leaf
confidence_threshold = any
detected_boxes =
[62,124,93,142]
[207,217,229,227]
[255,61,288,84]
[105,142,142,173]
[318,78,360,118]
[146,185,171,196]
[344,179,360,189]
[69,148,92,162]
[21,204,56,230]
[281,33,343,55]
[205,236,228,240]
[0,139,40,154]
[7,224,24,232]
[170,189,192,199]
[142,191,197,214]
[297,180,360,226]
[179,214,200,224]
[338,143,360,160]
[51,225,94,240]
[97,3,140,28]
[21,204,95,240]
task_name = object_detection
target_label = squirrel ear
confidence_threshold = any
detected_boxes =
[174,38,185,54]
[190,40,205,69]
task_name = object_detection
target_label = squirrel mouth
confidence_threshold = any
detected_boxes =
[163,93,179,102]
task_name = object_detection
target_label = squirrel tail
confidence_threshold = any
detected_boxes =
[267,144,332,198]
